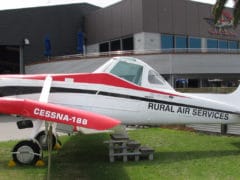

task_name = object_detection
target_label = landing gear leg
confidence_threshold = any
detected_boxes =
[35,130,62,150]
[35,130,57,150]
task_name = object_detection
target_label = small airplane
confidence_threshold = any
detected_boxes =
[0,56,240,165]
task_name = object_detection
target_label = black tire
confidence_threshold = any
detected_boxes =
[35,130,57,150]
[12,140,42,165]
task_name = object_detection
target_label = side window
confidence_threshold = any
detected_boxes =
[148,70,164,85]
[110,61,143,85]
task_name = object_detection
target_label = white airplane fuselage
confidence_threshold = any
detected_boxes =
[0,57,240,126]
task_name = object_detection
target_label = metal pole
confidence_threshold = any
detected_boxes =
[19,45,25,74]
[47,125,53,180]
[169,54,174,87]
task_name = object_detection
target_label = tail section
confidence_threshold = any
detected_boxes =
[186,84,240,110]
[227,84,240,108]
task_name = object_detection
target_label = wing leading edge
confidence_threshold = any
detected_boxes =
[0,97,120,130]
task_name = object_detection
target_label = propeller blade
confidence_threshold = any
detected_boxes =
[0,97,120,130]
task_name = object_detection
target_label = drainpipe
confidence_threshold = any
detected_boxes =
[19,38,30,74]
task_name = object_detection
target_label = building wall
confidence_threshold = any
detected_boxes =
[85,0,143,45]
[0,4,99,64]
[142,0,240,40]
[134,32,160,51]
[85,0,240,50]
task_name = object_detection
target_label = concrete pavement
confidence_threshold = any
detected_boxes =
[0,115,113,142]
[0,115,33,141]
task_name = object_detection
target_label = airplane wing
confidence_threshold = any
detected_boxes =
[0,97,120,130]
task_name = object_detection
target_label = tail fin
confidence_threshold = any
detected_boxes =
[231,85,240,96]
[226,85,240,108]
[188,85,240,110]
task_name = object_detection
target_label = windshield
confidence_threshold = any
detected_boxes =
[148,70,165,85]
[110,61,143,85]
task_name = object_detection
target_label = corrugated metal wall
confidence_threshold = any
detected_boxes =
[187,124,240,135]
[227,124,240,135]
[85,0,240,45]
[187,124,222,133]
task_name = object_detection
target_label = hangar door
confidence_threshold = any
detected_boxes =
[0,45,19,74]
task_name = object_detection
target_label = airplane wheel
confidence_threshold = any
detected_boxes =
[35,131,56,150]
[12,140,42,165]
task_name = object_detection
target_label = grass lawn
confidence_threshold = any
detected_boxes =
[1,128,240,179]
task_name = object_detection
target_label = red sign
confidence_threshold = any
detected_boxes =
[205,10,237,36]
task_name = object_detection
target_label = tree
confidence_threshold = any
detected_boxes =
[213,0,240,27]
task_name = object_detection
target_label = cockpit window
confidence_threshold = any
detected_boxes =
[110,61,143,85]
[148,70,164,85]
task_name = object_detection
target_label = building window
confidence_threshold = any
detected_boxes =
[175,36,187,50]
[188,79,199,88]
[161,34,174,49]
[207,39,218,49]
[99,42,109,52]
[219,40,228,49]
[189,37,201,49]
[122,37,134,51]
[228,41,238,49]
[110,39,121,51]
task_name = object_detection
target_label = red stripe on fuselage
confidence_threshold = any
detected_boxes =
[0,73,185,98]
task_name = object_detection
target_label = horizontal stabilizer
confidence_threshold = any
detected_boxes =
[0,97,120,130]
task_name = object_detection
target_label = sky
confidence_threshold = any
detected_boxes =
[0,0,235,11]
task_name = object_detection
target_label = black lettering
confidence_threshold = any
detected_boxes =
[165,105,170,112]
[148,102,154,110]
[197,109,203,116]
[219,113,224,120]
[154,103,160,110]
[214,112,220,119]
[202,110,207,117]
[159,104,165,111]
[177,107,182,114]
[164,105,174,112]
[207,111,214,118]
[185,108,190,114]
[224,113,229,120]
[148,103,230,121]
[192,108,197,116]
